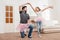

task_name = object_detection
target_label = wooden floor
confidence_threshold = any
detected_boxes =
[0,32,60,40]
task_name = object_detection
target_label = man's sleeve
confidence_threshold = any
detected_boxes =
[28,14,30,20]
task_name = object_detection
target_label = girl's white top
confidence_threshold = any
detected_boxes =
[35,11,43,21]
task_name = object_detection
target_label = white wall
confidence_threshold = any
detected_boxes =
[0,0,60,33]
[48,0,60,27]
[51,0,60,23]
[0,0,28,33]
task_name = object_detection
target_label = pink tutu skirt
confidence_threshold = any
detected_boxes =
[17,23,29,32]
[36,17,42,21]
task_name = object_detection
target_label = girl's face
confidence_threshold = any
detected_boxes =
[35,7,41,12]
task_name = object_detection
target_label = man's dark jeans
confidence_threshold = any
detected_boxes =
[20,25,33,38]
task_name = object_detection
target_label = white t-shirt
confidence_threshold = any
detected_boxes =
[35,11,43,21]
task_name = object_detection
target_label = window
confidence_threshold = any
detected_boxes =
[5,6,13,23]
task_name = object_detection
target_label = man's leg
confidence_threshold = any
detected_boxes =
[20,31,25,38]
[28,25,33,38]
[24,29,27,36]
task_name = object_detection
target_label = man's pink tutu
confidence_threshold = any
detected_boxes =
[17,24,29,32]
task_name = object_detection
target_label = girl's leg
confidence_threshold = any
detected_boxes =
[39,21,42,33]
[36,21,42,37]
[37,22,40,34]
[36,22,40,34]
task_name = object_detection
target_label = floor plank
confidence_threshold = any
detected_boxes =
[0,32,60,40]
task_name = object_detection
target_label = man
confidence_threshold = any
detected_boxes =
[19,6,33,38]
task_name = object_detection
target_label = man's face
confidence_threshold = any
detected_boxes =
[24,7,27,11]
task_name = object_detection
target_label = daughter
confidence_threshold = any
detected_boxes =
[27,3,53,37]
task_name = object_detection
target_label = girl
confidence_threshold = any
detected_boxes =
[27,3,53,37]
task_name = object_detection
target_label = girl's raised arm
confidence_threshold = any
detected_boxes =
[41,6,53,12]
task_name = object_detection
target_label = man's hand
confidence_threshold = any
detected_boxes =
[27,3,31,5]
[19,3,30,7]
[27,3,30,4]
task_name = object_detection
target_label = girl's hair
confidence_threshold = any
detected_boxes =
[22,6,27,10]
[36,7,41,11]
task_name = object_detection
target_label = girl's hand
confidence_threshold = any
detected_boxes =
[41,6,53,12]
[49,6,53,9]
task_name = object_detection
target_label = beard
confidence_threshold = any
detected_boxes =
[25,11,27,13]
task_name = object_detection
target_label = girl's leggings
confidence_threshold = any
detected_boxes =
[36,21,42,34]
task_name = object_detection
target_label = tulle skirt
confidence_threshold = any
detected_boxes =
[17,23,29,32]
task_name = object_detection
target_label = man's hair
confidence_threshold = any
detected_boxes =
[22,6,27,10]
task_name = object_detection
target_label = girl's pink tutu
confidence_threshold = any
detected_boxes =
[17,24,29,32]
[36,17,42,21]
